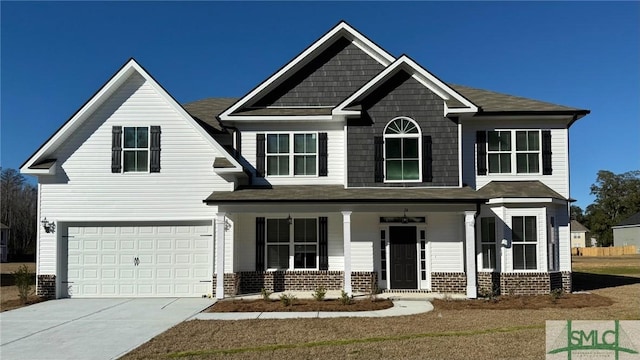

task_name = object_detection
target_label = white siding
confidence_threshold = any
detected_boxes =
[239,123,345,186]
[428,213,464,272]
[461,119,570,197]
[37,73,232,275]
[350,213,377,272]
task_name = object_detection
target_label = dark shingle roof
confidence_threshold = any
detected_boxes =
[616,212,640,226]
[233,108,333,116]
[449,84,587,114]
[476,181,567,200]
[182,98,237,131]
[205,185,484,203]
[571,220,590,232]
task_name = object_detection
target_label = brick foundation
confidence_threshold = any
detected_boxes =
[430,272,466,293]
[37,274,56,299]
[476,272,572,296]
[212,273,238,297]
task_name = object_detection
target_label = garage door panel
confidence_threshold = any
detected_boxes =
[67,223,212,297]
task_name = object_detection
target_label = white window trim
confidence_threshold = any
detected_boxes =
[265,132,319,177]
[122,126,150,174]
[511,215,539,271]
[486,129,542,176]
[383,117,422,183]
[265,217,319,271]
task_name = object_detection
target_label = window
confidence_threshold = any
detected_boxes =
[512,216,537,270]
[123,127,149,172]
[480,217,497,269]
[266,133,316,176]
[266,218,318,269]
[384,117,420,181]
[486,130,541,174]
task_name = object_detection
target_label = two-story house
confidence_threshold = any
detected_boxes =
[21,22,589,300]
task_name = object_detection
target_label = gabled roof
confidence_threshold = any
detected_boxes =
[21,58,243,174]
[333,55,478,117]
[219,21,395,120]
[615,212,640,227]
[477,181,567,201]
[571,220,590,232]
[183,98,237,132]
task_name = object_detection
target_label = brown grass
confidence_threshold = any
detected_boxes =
[0,262,44,312]
[122,256,640,360]
[208,298,393,312]
[0,262,36,274]
[433,292,612,310]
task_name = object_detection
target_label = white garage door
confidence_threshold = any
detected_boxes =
[66,223,213,297]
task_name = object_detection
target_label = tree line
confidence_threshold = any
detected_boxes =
[1,168,37,257]
[571,170,640,247]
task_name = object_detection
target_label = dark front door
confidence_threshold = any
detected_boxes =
[390,226,418,289]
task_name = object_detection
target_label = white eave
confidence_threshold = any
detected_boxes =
[20,58,244,175]
[333,55,478,118]
[219,21,396,121]
[487,197,567,205]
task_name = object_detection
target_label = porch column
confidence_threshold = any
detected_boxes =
[215,212,226,299]
[464,211,477,299]
[342,211,352,296]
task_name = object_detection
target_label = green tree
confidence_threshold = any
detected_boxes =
[570,205,585,223]
[585,170,640,246]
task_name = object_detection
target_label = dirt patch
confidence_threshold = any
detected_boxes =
[1,285,46,312]
[207,298,393,312]
[0,262,36,274]
[433,292,613,310]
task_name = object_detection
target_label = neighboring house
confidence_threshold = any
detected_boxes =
[570,220,590,248]
[21,22,589,299]
[613,212,640,253]
[0,223,9,262]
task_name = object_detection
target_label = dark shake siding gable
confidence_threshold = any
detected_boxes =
[347,72,459,187]
[251,38,386,107]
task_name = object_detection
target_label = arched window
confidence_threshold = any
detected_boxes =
[384,117,421,181]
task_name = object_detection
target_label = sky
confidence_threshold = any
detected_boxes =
[1,1,638,209]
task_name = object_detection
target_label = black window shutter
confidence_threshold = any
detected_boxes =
[256,217,265,271]
[256,134,265,177]
[422,135,433,182]
[319,132,328,176]
[111,126,122,173]
[150,126,161,173]
[476,131,487,175]
[542,130,552,175]
[374,136,384,182]
[319,217,328,270]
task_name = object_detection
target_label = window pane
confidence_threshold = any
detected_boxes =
[279,134,289,153]
[516,131,527,151]
[525,244,537,269]
[403,138,418,158]
[386,138,401,158]
[136,151,148,172]
[267,219,289,242]
[500,154,511,173]
[403,160,420,180]
[136,127,148,148]
[123,151,136,172]
[386,160,402,180]
[279,156,289,175]
[306,134,316,153]
[294,134,305,153]
[267,245,289,269]
[294,156,305,175]
[482,244,496,269]
[512,217,524,241]
[488,154,500,173]
[294,245,316,269]
[501,132,511,151]
[529,154,539,173]
[528,131,539,151]
[513,244,524,270]
[267,134,279,153]
[488,131,500,151]
[294,219,317,242]
[517,154,528,173]
[481,217,496,243]
[124,128,136,148]
[525,216,537,242]
[305,155,316,175]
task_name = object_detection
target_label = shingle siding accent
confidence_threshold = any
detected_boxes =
[347,74,459,187]
[252,38,385,107]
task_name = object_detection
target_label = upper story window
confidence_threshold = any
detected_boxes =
[123,127,149,172]
[484,130,542,174]
[384,117,421,182]
[266,133,317,176]
[111,125,160,174]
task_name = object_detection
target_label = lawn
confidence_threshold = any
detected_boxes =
[122,255,640,360]
[0,262,44,312]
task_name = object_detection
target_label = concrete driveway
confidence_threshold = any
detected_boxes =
[0,297,214,360]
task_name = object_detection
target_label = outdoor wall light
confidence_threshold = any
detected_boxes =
[402,208,409,224]
[41,218,56,233]
[287,214,293,225]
